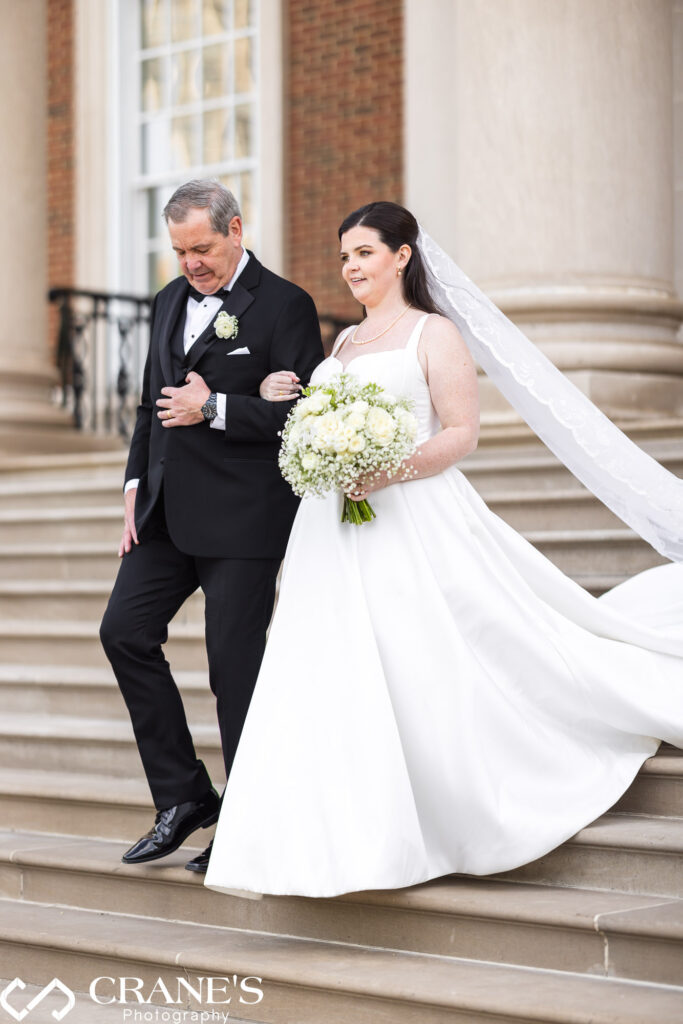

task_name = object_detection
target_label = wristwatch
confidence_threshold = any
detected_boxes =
[201,392,218,422]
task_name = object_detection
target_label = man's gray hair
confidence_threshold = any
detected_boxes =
[163,180,241,235]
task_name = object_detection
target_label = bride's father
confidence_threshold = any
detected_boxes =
[100,180,322,870]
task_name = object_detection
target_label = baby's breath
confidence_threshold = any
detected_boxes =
[279,373,418,523]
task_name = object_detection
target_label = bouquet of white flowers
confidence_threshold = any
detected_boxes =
[278,372,419,524]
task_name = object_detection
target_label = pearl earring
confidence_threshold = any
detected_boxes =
[397,268,403,277]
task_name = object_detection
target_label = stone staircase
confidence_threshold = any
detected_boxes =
[0,441,682,1023]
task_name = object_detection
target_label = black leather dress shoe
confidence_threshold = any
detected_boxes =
[122,789,220,865]
[185,838,213,874]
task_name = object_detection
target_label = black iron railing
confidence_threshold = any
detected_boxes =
[49,286,348,441]
[50,288,153,441]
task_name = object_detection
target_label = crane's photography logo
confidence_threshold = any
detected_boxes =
[0,975,264,1021]
[0,978,75,1021]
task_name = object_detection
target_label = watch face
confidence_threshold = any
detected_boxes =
[202,395,218,421]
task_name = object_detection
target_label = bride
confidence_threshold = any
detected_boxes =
[204,201,683,899]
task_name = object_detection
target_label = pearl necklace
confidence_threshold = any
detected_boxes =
[350,304,412,346]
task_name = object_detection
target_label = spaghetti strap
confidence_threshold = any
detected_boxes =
[406,313,430,357]
[331,325,355,359]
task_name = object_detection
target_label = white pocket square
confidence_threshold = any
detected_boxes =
[228,346,251,355]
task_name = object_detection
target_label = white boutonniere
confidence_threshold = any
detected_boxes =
[214,312,239,340]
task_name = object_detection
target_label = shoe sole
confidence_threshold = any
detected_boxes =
[121,809,219,865]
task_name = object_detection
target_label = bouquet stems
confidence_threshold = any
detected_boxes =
[341,495,376,525]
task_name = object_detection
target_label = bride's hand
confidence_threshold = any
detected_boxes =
[260,370,301,402]
[347,469,393,502]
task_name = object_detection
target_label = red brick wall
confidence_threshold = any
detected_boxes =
[47,0,75,346]
[286,0,403,335]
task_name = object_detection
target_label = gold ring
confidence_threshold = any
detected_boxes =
[166,410,173,419]
[278,390,283,396]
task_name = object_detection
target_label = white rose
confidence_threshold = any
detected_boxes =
[345,411,366,431]
[301,452,320,471]
[308,391,332,414]
[397,407,418,440]
[366,406,397,446]
[214,312,239,340]
[347,400,369,414]
[347,432,366,453]
[292,399,311,420]
[312,411,342,451]
[288,421,303,443]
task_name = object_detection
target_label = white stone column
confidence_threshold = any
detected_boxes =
[406,0,683,422]
[0,0,72,449]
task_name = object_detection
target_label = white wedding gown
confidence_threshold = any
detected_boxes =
[205,314,683,899]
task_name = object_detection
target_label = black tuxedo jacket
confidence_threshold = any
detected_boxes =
[125,253,323,559]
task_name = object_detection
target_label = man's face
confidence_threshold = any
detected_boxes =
[168,207,243,294]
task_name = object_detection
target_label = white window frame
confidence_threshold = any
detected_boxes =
[109,0,283,298]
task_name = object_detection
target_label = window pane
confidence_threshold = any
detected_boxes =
[149,250,178,294]
[141,0,166,49]
[203,108,231,164]
[147,186,172,239]
[203,0,231,35]
[234,36,254,93]
[171,114,200,168]
[172,49,201,105]
[142,57,165,112]
[203,43,230,99]
[219,172,240,199]
[234,0,253,29]
[141,119,171,175]
[234,103,254,158]
[171,0,199,42]
[240,170,253,224]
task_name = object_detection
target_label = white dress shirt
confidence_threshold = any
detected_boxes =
[125,249,250,494]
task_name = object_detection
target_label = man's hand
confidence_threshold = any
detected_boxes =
[156,371,211,427]
[119,487,139,557]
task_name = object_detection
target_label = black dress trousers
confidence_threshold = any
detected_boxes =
[100,497,279,810]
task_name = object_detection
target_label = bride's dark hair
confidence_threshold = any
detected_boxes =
[338,201,443,315]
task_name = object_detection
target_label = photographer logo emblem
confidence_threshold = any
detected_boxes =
[0,978,75,1021]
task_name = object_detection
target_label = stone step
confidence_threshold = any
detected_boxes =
[0,768,155,840]
[0,664,216,722]
[0,580,204,622]
[485,488,624,531]
[529,529,667,576]
[0,476,124,510]
[498,812,683,898]
[0,506,124,544]
[0,530,664,585]
[460,436,683,496]
[0,492,625,544]
[614,746,683,818]
[0,749,679,840]
[0,619,209,669]
[1,830,682,987]
[0,898,681,1024]
[0,714,224,783]
[0,543,121,580]
[0,450,127,484]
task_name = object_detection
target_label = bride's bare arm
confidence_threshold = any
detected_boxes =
[356,316,479,499]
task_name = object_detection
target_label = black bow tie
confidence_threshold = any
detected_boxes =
[187,286,226,303]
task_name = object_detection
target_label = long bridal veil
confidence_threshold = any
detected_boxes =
[418,228,683,564]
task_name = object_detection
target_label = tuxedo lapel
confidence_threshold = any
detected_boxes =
[157,283,189,386]
[184,270,258,373]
